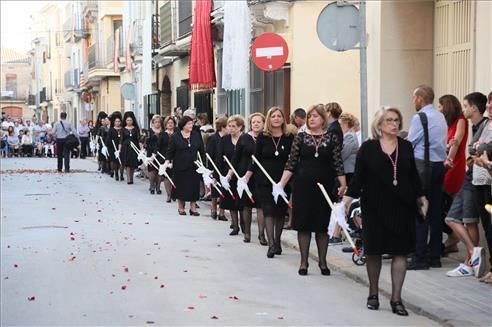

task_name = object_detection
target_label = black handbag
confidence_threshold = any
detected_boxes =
[60,121,79,149]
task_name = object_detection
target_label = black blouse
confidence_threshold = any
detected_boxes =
[216,134,239,176]
[166,130,205,172]
[146,130,170,164]
[232,133,256,176]
[285,131,344,176]
[250,133,294,186]
[206,132,221,171]
[107,127,122,152]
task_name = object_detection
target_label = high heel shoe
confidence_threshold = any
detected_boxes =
[150,190,155,194]
[267,246,275,258]
[243,234,251,243]
[189,210,200,216]
[156,190,162,195]
[229,228,239,236]
[390,301,408,316]
[178,210,187,216]
[258,235,268,246]
[298,264,309,276]
[319,265,331,276]
[366,295,379,310]
[274,243,282,255]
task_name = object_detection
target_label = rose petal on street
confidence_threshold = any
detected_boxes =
[211,316,219,319]
[121,285,127,290]
[160,284,165,288]
[27,296,35,301]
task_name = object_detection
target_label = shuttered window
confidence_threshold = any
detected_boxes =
[434,0,474,101]
[160,1,173,46]
[178,0,192,38]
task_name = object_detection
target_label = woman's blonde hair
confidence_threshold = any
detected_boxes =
[163,116,175,129]
[371,107,403,139]
[264,107,287,136]
[227,115,245,131]
[339,112,356,129]
[306,104,328,130]
[151,114,162,124]
[248,112,265,130]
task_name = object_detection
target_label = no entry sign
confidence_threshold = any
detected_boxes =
[251,33,289,72]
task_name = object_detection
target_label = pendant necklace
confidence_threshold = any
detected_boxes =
[380,140,399,186]
[272,135,282,156]
[310,134,323,158]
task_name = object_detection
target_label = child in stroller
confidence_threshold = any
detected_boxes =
[346,199,366,265]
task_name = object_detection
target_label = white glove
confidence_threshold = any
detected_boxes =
[328,202,351,237]
[101,146,109,158]
[158,164,168,176]
[114,150,120,159]
[196,166,214,187]
[272,182,287,204]
[236,177,250,198]
[137,152,147,162]
[219,175,230,190]
[89,142,95,152]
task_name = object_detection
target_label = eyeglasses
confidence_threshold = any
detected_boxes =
[384,118,400,125]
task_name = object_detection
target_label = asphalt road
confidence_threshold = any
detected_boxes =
[1,158,437,326]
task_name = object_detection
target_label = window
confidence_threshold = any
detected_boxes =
[5,74,17,98]
[178,0,192,38]
[176,80,190,110]
[250,61,264,113]
[160,1,173,46]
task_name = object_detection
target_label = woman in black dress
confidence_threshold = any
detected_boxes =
[95,112,109,173]
[278,104,346,276]
[107,112,124,181]
[165,116,204,215]
[217,115,244,235]
[343,107,428,316]
[231,113,265,243]
[247,107,294,257]
[206,116,229,220]
[120,112,140,184]
[146,115,169,195]
[162,116,176,202]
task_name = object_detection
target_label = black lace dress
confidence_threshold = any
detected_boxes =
[146,130,170,172]
[106,127,122,164]
[284,131,344,232]
[216,134,240,210]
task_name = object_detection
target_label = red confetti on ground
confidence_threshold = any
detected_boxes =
[145,222,150,224]
[124,267,129,272]
[121,285,127,290]
[98,219,102,223]
[97,210,101,212]
[154,276,158,280]
[69,256,76,261]
[211,316,219,319]
[160,284,166,288]
[112,274,116,277]
[128,315,134,318]
[187,306,195,310]
[229,296,239,300]
[70,232,75,235]
[14,264,18,268]
[199,294,208,299]
[146,321,155,324]
[70,237,75,241]
[27,296,35,301]
[277,316,284,320]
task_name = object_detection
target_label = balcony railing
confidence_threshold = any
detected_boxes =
[88,44,105,69]
[82,0,98,17]
[106,28,124,64]
[63,18,72,39]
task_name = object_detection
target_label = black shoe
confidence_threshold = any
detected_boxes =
[157,190,162,195]
[258,235,268,246]
[230,224,234,229]
[407,258,429,270]
[110,172,114,178]
[189,210,200,216]
[390,301,408,316]
[342,246,354,253]
[150,190,155,194]
[218,215,227,221]
[319,265,331,276]
[267,246,275,258]
[211,212,218,220]
[115,174,119,181]
[65,169,70,173]
[274,243,282,255]
[243,234,251,243]
[367,295,379,310]
[166,198,172,203]
[429,258,442,268]
[329,236,343,245]
[178,210,187,216]
[298,265,308,276]
[229,228,239,236]
[127,181,133,185]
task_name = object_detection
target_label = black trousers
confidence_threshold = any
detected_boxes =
[56,139,70,172]
[80,137,89,158]
[475,185,492,270]
[415,162,445,262]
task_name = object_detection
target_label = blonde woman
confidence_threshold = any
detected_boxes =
[343,107,428,315]
[231,113,265,243]
[277,104,346,275]
[246,107,294,257]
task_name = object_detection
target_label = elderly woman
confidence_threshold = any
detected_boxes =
[166,116,205,215]
[339,113,360,183]
[277,104,346,276]
[7,126,20,157]
[21,129,34,156]
[343,107,428,316]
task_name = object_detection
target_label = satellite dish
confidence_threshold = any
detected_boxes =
[317,3,360,52]
[121,83,136,100]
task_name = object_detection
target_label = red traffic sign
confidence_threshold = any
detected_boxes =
[251,33,289,72]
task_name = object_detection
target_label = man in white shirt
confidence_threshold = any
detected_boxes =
[1,116,14,129]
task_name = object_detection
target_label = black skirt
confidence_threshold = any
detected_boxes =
[257,184,290,218]
[172,168,201,201]
[219,179,240,210]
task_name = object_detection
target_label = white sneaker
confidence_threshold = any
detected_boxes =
[446,264,473,277]
[470,247,486,278]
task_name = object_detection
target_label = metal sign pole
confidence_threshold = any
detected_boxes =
[359,0,368,141]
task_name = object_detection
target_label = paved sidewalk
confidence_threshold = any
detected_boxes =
[201,202,492,327]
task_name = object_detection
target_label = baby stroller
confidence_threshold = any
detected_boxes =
[347,199,366,266]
